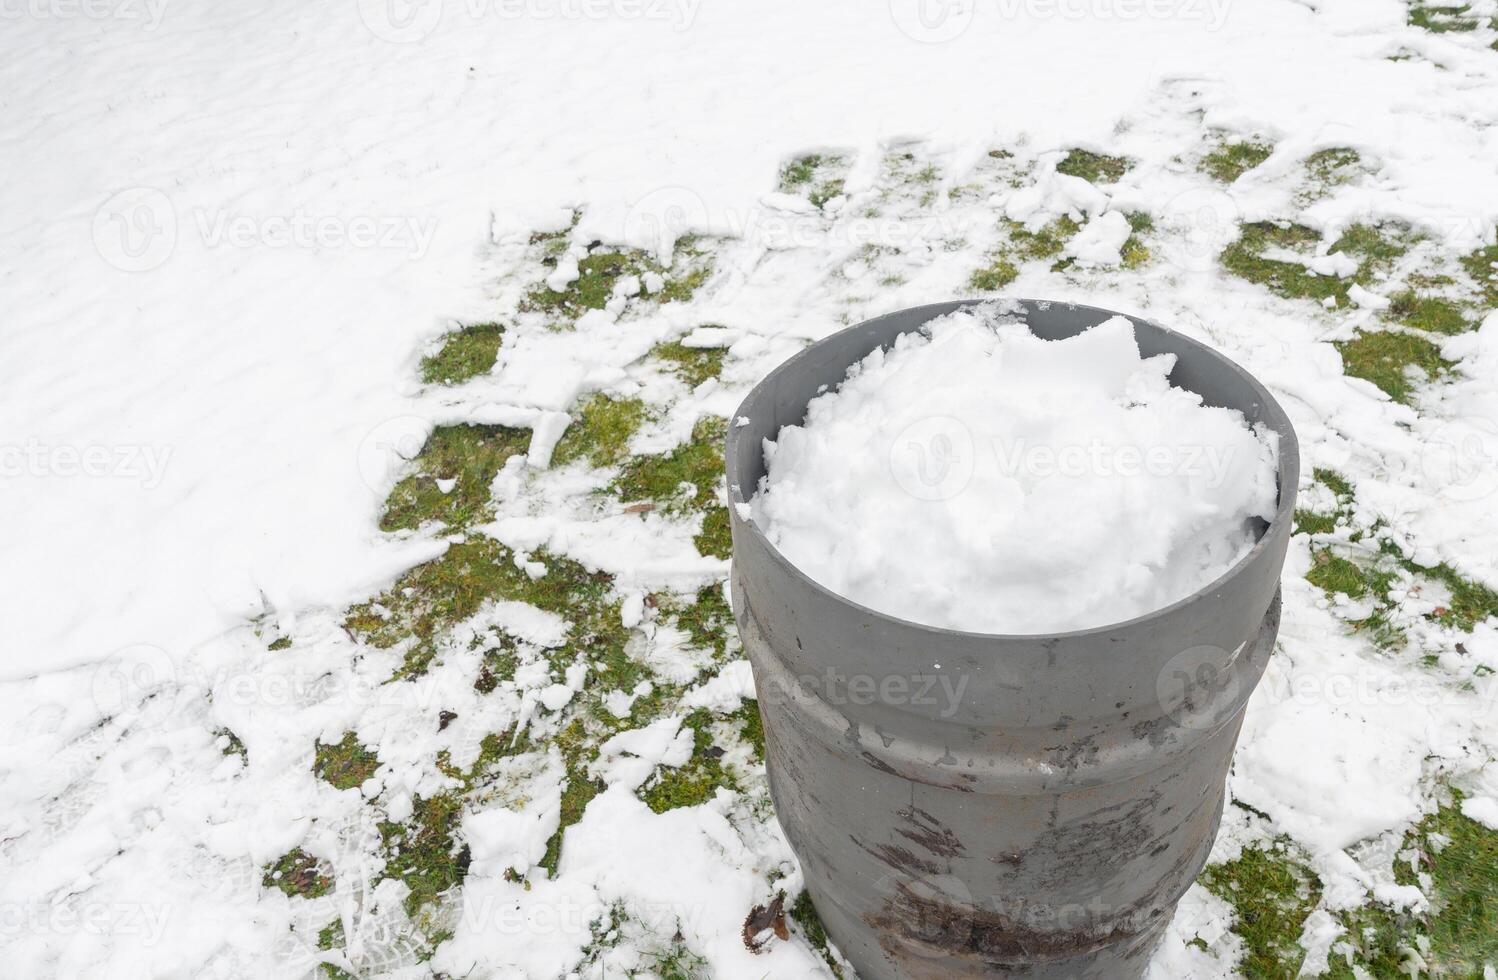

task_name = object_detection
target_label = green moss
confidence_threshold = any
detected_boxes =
[1056,149,1130,184]
[1121,212,1154,269]
[1201,841,1322,978]
[262,848,334,899]
[613,416,727,515]
[1334,329,1451,404]
[319,967,358,980]
[1388,290,1473,335]
[317,918,343,951]
[780,154,847,208]
[378,792,469,916]
[380,424,530,533]
[639,709,737,813]
[267,636,292,651]
[1460,241,1498,305]
[1202,140,1274,183]
[655,340,726,388]
[437,729,529,792]
[970,256,1019,292]
[1409,1,1480,32]
[790,891,842,976]
[420,322,505,385]
[1006,216,1082,263]
[551,395,647,468]
[314,733,380,791]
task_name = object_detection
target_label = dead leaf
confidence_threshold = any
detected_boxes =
[624,502,655,514]
[742,894,788,951]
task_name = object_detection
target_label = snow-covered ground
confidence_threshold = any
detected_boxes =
[3,0,1498,977]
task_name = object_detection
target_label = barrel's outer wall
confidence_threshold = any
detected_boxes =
[726,301,1299,980]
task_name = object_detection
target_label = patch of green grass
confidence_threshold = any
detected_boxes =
[1409,1,1480,32]
[732,699,764,762]
[649,939,710,980]
[551,395,647,469]
[216,727,248,760]
[1121,212,1154,269]
[1415,795,1498,973]
[420,322,505,385]
[1202,140,1274,183]
[523,242,711,322]
[1306,548,1407,649]
[694,505,731,560]
[969,256,1019,292]
[380,424,530,532]
[1413,562,1498,631]
[1002,216,1082,267]
[1294,510,1339,536]
[1306,147,1363,186]
[790,890,842,976]
[613,416,727,516]
[262,848,334,899]
[1388,290,1473,335]
[267,636,292,651]
[1335,329,1451,404]
[437,728,530,793]
[317,918,343,950]
[654,340,726,388]
[1221,222,1408,306]
[540,718,606,877]
[378,792,469,917]
[1292,467,1352,538]
[1201,840,1322,978]
[314,733,380,791]
[1460,241,1498,305]
[640,709,736,813]
[670,583,734,659]
[1306,550,1386,600]
[1056,149,1130,184]
[780,154,847,208]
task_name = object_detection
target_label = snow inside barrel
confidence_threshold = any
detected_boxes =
[725,300,1299,979]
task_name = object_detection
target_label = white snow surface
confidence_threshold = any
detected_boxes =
[748,308,1279,633]
[3,1,1498,979]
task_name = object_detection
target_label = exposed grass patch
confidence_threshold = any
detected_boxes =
[216,727,248,760]
[695,505,731,560]
[1201,840,1322,978]
[1408,1,1480,32]
[540,718,606,877]
[314,733,381,791]
[1056,149,1130,184]
[1413,795,1498,973]
[1121,212,1154,269]
[654,340,726,388]
[969,255,1019,292]
[420,322,505,385]
[670,583,735,659]
[1335,329,1451,404]
[378,792,470,917]
[1388,290,1473,335]
[639,709,737,813]
[1202,140,1274,183]
[1460,241,1498,305]
[790,890,843,976]
[732,699,764,762]
[1411,561,1498,631]
[380,424,530,532]
[523,240,712,322]
[551,395,647,469]
[1306,548,1406,649]
[1221,222,1408,306]
[262,848,334,899]
[614,416,727,517]
[1305,147,1363,187]
[780,154,847,209]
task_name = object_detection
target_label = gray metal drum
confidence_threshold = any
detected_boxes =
[726,300,1298,979]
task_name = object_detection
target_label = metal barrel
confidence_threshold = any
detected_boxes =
[726,300,1298,979]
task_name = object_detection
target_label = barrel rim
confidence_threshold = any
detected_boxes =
[725,298,1301,642]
